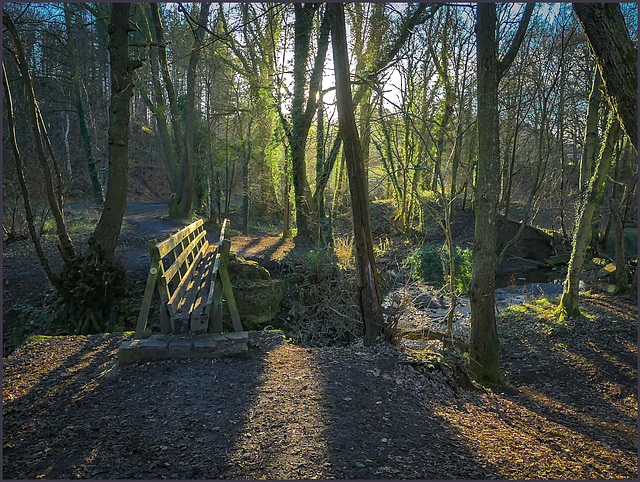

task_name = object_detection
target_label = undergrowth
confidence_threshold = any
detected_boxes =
[54,252,138,335]
[282,247,361,346]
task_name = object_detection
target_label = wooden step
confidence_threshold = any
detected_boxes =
[117,332,248,365]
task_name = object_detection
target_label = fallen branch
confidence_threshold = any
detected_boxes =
[397,328,470,350]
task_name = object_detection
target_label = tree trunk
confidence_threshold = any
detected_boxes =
[611,194,628,294]
[91,3,142,259]
[580,69,603,193]
[3,11,75,262]
[151,2,185,218]
[559,113,621,317]
[315,91,326,243]
[573,3,637,152]
[141,4,180,199]
[242,140,252,235]
[63,111,72,175]
[468,2,533,385]
[64,4,104,206]
[330,2,385,345]
[283,170,290,238]
[468,4,502,385]
[3,65,58,286]
[180,3,210,218]
[290,3,326,240]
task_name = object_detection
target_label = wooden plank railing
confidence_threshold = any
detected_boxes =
[134,218,242,339]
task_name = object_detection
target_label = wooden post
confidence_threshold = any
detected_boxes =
[205,219,242,333]
[134,257,160,339]
[219,238,243,332]
[208,271,224,333]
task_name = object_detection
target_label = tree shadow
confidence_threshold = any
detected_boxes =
[7,308,633,480]
[230,234,292,265]
[2,333,274,479]
[499,297,637,454]
[306,347,498,479]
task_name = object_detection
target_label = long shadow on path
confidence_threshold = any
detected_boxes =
[309,346,494,479]
[3,333,275,479]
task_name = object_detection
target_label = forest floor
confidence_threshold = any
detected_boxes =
[2,203,637,479]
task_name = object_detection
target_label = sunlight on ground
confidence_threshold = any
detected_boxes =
[225,344,334,478]
[3,337,116,407]
[580,340,638,382]
[230,236,295,261]
[433,393,637,479]
[619,340,637,357]
[3,338,84,404]
[582,293,637,321]
[519,387,637,443]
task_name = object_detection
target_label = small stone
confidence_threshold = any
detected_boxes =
[354,462,366,469]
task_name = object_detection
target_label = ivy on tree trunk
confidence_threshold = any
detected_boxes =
[559,113,621,317]
[573,3,637,152]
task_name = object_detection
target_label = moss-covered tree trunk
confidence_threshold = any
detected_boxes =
[330,2,385,345]
[573,3,637,152]
[151,2,185,218]
[91,3,142,259]
[611,195,629,293]
[64,3,104,207]
[242,139,252,235]
[290,3,327,240]
[140,4,180,202]
[579,69,603,192]
[560,114,621,317]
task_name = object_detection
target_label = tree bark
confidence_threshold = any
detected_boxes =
[180,3,210,218]
[289,3,326,240]
[140,4,180,200]
[469,2,533,385]
[559,113,621,317]
[330,3,385,345]
[151,2,186,218]
[573,3,637,152]
[91,3,142,259]
[3,65,59,286]
[242,140,252,235]
[579,68,603,193]
[469,3,502,384]
[610,166,628,293]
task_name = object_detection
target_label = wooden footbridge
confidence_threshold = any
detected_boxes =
[118,219,247,364]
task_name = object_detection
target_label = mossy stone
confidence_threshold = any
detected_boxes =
[228,256,270,281]
[232,279,285,331]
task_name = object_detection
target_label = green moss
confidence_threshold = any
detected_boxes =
[233,279,286,330]
[26,335,54,343]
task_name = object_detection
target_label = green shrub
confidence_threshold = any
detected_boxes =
[406,243,472,294]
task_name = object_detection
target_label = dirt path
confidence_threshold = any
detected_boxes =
[3,291,637,479]
[3,333,492,479]
[3,203,637,479]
